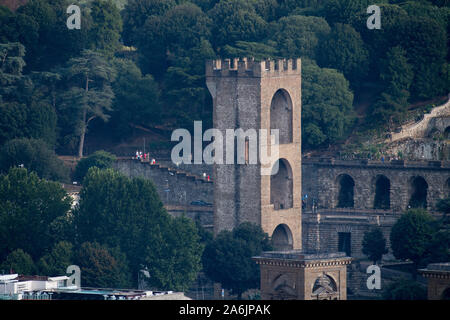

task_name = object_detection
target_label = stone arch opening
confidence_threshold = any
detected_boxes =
[271,274,296,300]
[271,224,293,251]
[270,89,293,144]
[409,176,428,209]
[336,174,355,208]
[442,287,450,300]
[444,127,450,139]
[374,175,391,210]
[312,274,338,300]
[270,159,293,210]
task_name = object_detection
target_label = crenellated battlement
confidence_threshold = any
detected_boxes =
[205,57,301,77]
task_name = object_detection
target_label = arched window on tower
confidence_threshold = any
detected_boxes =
[270,89,293,145]
[272,224,293,251]
[270,159,293,210]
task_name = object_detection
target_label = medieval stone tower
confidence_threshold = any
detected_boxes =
[205,57,302,250]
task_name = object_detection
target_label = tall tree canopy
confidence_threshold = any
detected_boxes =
[301,59,355,149]
[390,209,437,268]
[73,167,203,290]
[0,138,69,181]
[202,222,272,299]
[0,167,71,261]
[317,23,369,86]
[58,50,115,157]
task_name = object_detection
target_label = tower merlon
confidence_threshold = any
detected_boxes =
[205,58,301,77]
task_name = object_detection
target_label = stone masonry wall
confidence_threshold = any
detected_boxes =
[113,159,213,206]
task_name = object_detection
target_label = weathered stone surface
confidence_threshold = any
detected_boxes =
[206,58,302,249]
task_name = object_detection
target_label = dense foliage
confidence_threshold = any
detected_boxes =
[390,208,450,269]
[1,0,447,154]
[73,167,203,290]
[73,149,117,182]
[0,0,448,295]
[202,222,272,298]
[0,168,71,261]
[362,227,388,264]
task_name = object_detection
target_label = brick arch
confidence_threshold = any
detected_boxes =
[373,174,391,209]
[271,223,293,251]
[270,158,293,210]
[335,174,355,208]
[270,89,293,144]
[408,176,428,209]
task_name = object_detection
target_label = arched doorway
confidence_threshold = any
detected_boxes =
[272,224,293,251]
[409,176,428,209]
[270,159,293,210]
[270,89,293,144]
[374,175,391,209]
[336,174,355,208]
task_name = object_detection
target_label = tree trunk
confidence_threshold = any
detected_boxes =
[78,75,89,158]
[78,109,87,158]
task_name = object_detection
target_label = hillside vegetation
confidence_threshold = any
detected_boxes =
[0,0,448,160]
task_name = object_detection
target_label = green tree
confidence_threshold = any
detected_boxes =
[1,249,35,275]
[121,0,176,46]
[369,46,414,126]
[0,168,71,261]
[37,241,74,276]
[396,17,447,100]
[0,98,57,147]
[436,198,450,215]
[209,0,268,49]
[317,23,369,86]
[322,0,369,25]
[222,40,278,60]
[270,15,330,60]
[301,59,355,149]
[0,101,27,144]
[0,42,31,103]
[75,242,132,288]
[379,46,414,101]
[162,66,210,127]
[362,227,388,264]
[89,0,123,54]
[74,150,116,182]
[145,216,203,291]
[110,58,161,138]
[11,0,92,72]
[382,278,427,300]
[390,209,436,270]
[163,3,212,57]
[202,222,272,299]
[0,43,59,147]
[73,167,203,290]
[423,229,450,265]
[59,50,115,157]
[0,138,69,182]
